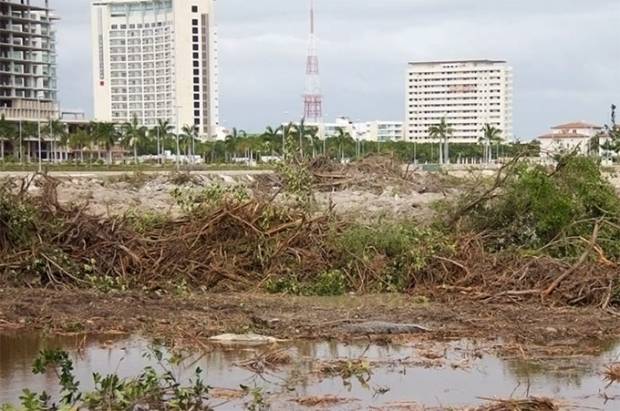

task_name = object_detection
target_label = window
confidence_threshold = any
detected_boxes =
[194,102,200,108]
[193,61,199,67]
[193,52,199,59]
[194,118,200,125]
[192,19,198,26]
[192,28,198,34]
[194,110,200,116]
[193,77,199,84]
[194,85,199,92]
[194,93,200,99]
[192,5,198,12]
[193,44,199,51]
[193,36,199,42]
[193,69,199,75]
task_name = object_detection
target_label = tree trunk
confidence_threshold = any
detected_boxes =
[0,140,4,160]
[108,149,113,166]
[134,145,138,165]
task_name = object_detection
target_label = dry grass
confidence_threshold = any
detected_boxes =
[603,362,620,387]
[476,397,558,411]
[238,349,292,374]
[293,395,354,407]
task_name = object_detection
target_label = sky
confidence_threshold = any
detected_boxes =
[54,0,620,139]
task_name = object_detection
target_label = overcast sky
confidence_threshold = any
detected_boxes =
[54,0,619,138]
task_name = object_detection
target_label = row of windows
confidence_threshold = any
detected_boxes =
[409,76,503,82]
[411,70,503,75]
[191,11,201,126]
[409,89,503,94]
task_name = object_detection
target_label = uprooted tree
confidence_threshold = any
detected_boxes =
[1,153,619,309]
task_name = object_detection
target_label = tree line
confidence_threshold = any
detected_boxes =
[0,114,540,165]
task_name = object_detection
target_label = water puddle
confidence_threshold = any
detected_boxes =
[1,332,620,410]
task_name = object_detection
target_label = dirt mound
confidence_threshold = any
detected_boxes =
[309,154,436,195]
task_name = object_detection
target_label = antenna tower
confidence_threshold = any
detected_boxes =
[303,0,322,122]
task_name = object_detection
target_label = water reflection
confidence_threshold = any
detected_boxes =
[0,333,619,410]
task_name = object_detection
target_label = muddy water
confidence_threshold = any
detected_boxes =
[1,333,620,410]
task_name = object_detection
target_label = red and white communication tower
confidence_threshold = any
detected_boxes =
[303,0,322,122]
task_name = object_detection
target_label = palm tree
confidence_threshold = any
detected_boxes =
[335,127,353,163]
[281,122,296,159]
[224,127,246,161]
[428,118,453,164]
[42,119,65,163]
[182,124,198,161]
[307,126,320,158]
[296,118,309,158]
[154,119,173,164]
[122,115,148,164]
[262,125,282,155]
[69,129,89,162]
[480,124,502,164]
[92,122,119,165]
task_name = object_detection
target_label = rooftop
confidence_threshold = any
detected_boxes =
[551,121,602,130]
[537,132,591,140]
[408,59,507,66]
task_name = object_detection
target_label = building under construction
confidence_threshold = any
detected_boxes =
[0,0,58,121]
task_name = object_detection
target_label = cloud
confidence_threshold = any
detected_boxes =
[53,0,620,137]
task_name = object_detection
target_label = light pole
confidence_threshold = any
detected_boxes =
[37,99,42,173]
[18,120,22,165]
[174,106,181,170]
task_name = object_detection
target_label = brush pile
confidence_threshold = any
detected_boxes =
[0,175,334,290]
[1,153,620,311]
[309,154,436,194]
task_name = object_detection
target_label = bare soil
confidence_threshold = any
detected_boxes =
[0,289,617,359]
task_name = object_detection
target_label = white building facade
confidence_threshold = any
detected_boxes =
[91,0,219,138]
[537,122,604,159]
[305,118,403,142]
[405,60,513,143]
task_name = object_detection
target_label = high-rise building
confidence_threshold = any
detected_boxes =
[0,0,58,121]
[91,0,219,138]
[405,60,513,143]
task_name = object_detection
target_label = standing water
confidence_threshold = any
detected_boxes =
[1,332,619,410]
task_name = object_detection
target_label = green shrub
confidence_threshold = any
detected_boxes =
[171,183,249,214]
[331,222,449,292]
[455,155,620,257]
[265,270,346,296]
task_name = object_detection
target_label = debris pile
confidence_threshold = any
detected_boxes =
[309,154,437,194]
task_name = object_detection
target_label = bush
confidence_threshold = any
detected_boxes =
[265,270,346,296]
[331,222,450,291]
[171,183,249,214]
[455,155,620,257]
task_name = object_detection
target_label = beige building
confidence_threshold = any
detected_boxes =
[91,0,219,138]
[405,60,513,143]
[537,121,605,159]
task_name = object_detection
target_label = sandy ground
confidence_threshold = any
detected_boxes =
[12,171,455,220]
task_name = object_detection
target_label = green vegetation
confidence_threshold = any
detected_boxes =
[1,152,619,307]
[450,155,620,258]
[0,348,211,411]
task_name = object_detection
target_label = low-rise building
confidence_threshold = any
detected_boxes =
[536,121,604,159]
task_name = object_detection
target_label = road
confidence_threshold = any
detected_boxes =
[0,169,275,178]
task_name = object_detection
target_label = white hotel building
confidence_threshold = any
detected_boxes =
[405,60,513,143]
[91,0,219,138]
